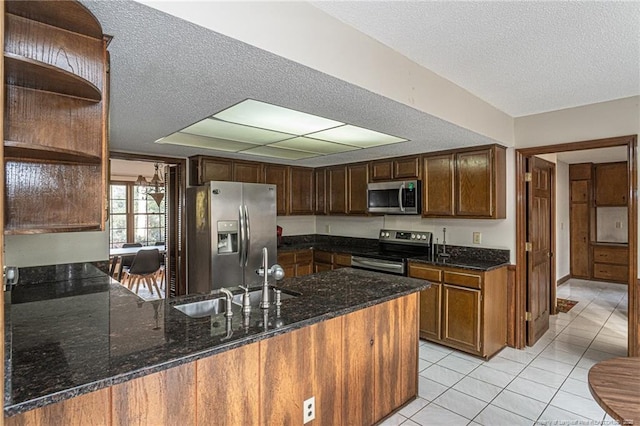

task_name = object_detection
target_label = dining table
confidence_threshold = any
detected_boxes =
[588,356,640,425]
[109,245,166,279]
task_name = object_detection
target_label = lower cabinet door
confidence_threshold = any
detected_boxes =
[419,283,442,341]
[441,284,481,354]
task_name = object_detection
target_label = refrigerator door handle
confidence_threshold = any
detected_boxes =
[244,205,250,266]
[238,205,245,267]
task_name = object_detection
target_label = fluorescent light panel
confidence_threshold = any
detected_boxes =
[155,99,409,160]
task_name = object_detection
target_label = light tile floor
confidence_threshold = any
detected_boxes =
[381,279,628,426]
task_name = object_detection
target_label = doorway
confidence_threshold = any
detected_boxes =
[515,135,638,354]
[110,152,187,297]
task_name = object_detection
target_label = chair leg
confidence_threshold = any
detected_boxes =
[152,276,162,297]
[144,276,154,295]
[134,276,141,294]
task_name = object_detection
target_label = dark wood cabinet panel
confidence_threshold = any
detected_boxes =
[233,160,263,183]
[191,156,232,184]
[196,342,260,425]
[343,304,375,425]
[569,163,593,180]
[419,283,442,341]
[347,163,369,214]
[328,166,347,214]
[570,202,590,278]
[456,149,493,217]
[314,168,326,215]
[595,162,628,206]
[442,284,481,353]
[370,160,393,181]
[6,388,110,426]
[289,167,314,215]
[571,180,590,203]
[264,163,288,215]
[278,249,314,278]
[592,245,628,283]
[423,154,455,216]
[394,156,420,179]
[112,363,195,426]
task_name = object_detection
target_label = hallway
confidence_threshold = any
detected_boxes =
[383,279,628,425]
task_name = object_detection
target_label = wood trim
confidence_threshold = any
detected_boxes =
[506,265,516,348]
[557,274,571,285]
[550,163,557,316]
[515,135,638,355]
[1,2,5,424]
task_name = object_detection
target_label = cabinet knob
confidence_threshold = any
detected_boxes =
[369,339,374,346]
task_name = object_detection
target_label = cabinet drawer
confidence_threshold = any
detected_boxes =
[408,264,442,282]
[295,249,313,263]
[314,251,333,264]
[334,253,352,267]
[592,246,628,265]
[593,263,628,282]
[277,251,296,265]
[443,271,482,290]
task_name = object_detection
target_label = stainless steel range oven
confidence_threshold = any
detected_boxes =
[351,229,433,276]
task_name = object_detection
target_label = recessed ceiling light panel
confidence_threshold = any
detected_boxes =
[241,145,319,160]
[272,137,360,154]
[308,124,407,147]
[156,132,258,152]
[214,99,344,135]
[182,118,293,145]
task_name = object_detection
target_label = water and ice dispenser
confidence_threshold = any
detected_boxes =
[217,220,238,254]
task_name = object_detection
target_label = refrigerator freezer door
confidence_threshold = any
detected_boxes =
[242,183,277,288]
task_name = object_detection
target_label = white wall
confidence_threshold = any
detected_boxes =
[556,161,571,280]
[277,216,316,236]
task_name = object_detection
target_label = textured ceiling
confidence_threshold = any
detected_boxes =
[312,1,640,117]
[82,1,639,167]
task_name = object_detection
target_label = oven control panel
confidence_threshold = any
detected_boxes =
[379,229,432,245]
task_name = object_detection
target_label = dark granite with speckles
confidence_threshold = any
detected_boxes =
[4,265,428,417]
[279,234,510,271]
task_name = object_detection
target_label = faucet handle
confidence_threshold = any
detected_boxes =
[270,264,285,281]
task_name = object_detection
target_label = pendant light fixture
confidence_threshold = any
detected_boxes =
[147,163,164,206]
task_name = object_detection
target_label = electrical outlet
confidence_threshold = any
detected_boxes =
[303,396,315,424]
[473,232,481,244]
[325,224,331,234]
[615,221,622,229]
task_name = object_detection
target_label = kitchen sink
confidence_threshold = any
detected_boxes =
[174,298,226,318]
[232,287,299,308]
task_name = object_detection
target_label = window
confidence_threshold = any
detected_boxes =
[109,182,165,248]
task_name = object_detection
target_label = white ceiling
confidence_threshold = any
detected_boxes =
[82,1,640,166]
[313,1,640,117]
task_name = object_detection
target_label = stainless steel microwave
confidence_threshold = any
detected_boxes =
[367,180,422,215]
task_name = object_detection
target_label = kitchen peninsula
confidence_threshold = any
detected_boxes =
[4,263,428,425]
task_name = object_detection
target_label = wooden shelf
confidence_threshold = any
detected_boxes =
[4,141,102,164]
[6,0,103,39]
[5,53,101,102]
[5,223,102,235]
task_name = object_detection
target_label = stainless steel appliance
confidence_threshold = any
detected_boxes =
[187,181,277,294]
[367,180,421,215]
[351,229,433,276]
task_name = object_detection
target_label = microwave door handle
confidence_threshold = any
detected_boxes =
[238,206,245,267]
[398,183,405,212]
[244,205,250,266]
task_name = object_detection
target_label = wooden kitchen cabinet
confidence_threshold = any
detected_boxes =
[314,168,327,215]
[347,162,369,215]
[569,163,592,278]
[592,244,628,283]
[289,167,315,215]
[4,2,109,234]
[327,165,348,214]
[422,145,506,219]
[369,155,420,181]
[190,156,232,184]
[313,250,351,272]
[408,262,507,359]
[595,162,628,206]
[233,160,263,183]
[264,163,289,215]
[278,249,313,278]
[343,294,418,424]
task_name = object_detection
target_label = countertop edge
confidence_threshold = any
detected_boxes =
[3,282,428,417]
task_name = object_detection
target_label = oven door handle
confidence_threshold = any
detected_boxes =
[351,256,405,273]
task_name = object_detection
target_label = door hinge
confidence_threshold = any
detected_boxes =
[525,242,532,252]
[525,312,532,321]
[524,172,532,182]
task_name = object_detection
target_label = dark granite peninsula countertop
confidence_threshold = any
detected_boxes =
[4,263,428,416]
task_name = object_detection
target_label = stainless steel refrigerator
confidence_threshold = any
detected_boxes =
[187,181,277,294]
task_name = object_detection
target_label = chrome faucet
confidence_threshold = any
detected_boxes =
[439,227,450,260]
[256,246,285,309]
[219,287,234,317]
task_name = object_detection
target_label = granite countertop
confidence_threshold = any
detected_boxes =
[407,256,510,271]
[4,265,428,416]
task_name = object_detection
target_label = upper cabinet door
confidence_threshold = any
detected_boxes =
[393,156,420,180]
[369,160,393,181]
[347,163,369,215]
[314,168,327,215]
[289,167,314,215]
[456,149,493,217]
[197,157,232,184]
[595,162,628,206]
[264,164,289,216]
[233,161,263,183]
[328,166,348,215]
[423,154,455,216]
